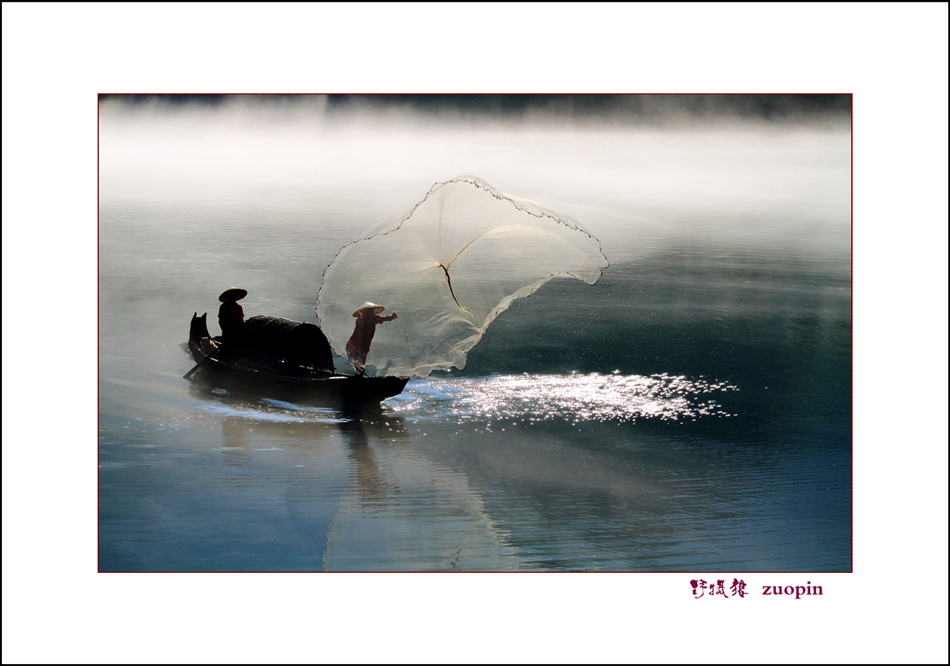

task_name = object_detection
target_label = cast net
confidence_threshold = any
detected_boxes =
[316,176,608,377]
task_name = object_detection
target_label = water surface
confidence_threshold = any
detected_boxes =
[99,112,851,571]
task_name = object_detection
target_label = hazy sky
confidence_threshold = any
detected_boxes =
[97,93,852,253]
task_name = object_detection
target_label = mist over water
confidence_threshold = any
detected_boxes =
[99,96,851,571]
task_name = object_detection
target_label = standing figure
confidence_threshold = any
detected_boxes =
[346,302,398,377]
[217,288,247,342]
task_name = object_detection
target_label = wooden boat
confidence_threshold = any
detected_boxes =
[187,313,410,403]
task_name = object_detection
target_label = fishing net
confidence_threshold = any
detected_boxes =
[316,176,608,377]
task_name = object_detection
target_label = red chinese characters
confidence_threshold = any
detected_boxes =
[691,578,747,599]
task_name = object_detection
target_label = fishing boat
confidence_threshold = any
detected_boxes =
[187,313,410,403]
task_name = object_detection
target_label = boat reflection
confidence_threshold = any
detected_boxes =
[187,377,522,570]
[337,417,401,507]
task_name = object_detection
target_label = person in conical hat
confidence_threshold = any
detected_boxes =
[217,288,247,341]
[346,302,398,377]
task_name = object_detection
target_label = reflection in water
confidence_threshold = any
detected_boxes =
[183,361,768,570]
[324,414,525,571]
[338,417,392,506]
[186,379,524,571]
[220,418,253,467]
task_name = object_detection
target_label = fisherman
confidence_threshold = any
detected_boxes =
[217,288,247,342]
[346,302,398,377]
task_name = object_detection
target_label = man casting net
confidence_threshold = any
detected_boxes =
[316,176,608,378]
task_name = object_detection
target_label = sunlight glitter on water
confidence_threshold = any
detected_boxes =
[392,372,737,424]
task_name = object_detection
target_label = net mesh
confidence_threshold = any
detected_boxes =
[316,176,608,377]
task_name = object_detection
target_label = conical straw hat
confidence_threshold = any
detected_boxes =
[353,302,385,316]
[219,288,248,302]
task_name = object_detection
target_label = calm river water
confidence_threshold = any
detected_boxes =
[99,107,851,571]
